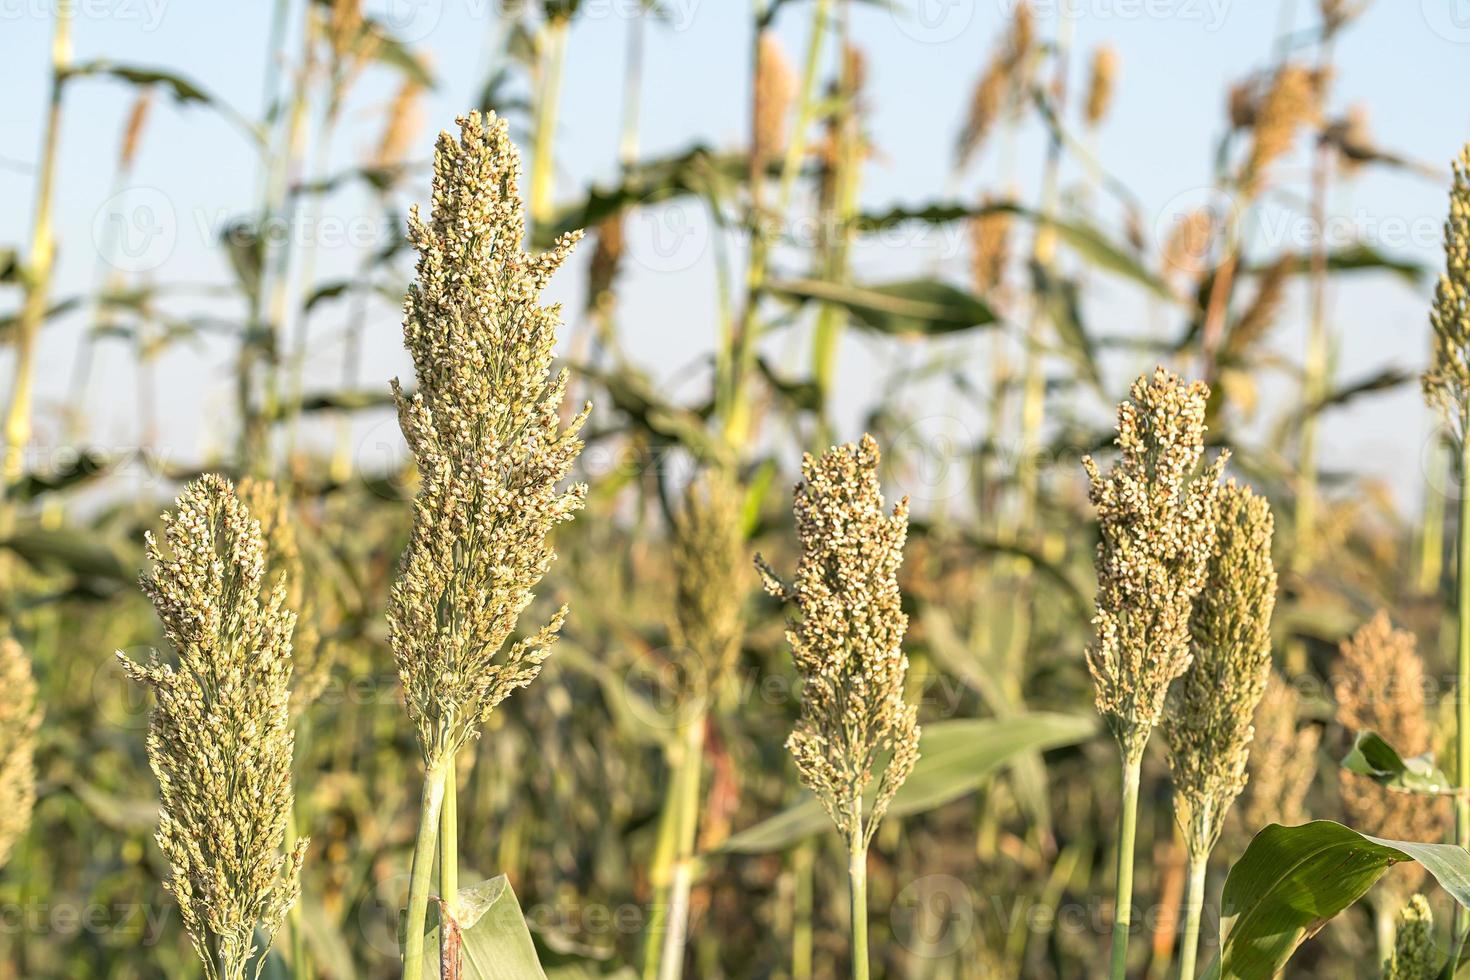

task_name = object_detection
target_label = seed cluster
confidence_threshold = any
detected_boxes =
[1333,613,1445,858]
[1164,480,1277,856]
[1242,65,1318,195]
[1424,145,1470,440]
[1383,894,1436,980]
[670,469,746,706]
[119,475,306,980]
[0,636,39,871]
[387,111,589,765]
[757,435,921,843]
[238,477,332,716]
[1085,368,1227,762]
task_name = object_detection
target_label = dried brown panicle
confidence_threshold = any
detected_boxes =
[1085,368,1227,763]
[388,112,589,766]
[1242,65,1319,196]
[0,637,40,871]
[756,435,921,843]
[1084,44,1119,129]
[120,475,307,980]
[969,199,1012,296]
[752,31,796,183]
[1165,480,1277,856]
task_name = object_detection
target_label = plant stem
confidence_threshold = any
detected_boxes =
[658,716,706,980]
[775,0,829,216]
[441,754,458,911]
[3,1,69,488]
[530,15,570,236]
[1456,419,1470,949]
[402,759,448,980]
[1176,850,1208,980]
[847,803,869,980]
[1110,756,1142,980]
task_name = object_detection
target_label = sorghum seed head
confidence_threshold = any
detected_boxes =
[388,112,588,765]
[756,435,921,845]
[120,475,307,980]
[1424,144,1470,440]
[1384,894,1436,980]
[0,637,40,871]
[670,468,747,707]
[1164,480,1277,858]
[1084,367,1227,763]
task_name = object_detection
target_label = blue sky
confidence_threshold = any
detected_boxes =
[2,0,1469,506]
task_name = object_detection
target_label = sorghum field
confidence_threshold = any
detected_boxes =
[4,1,1470,977]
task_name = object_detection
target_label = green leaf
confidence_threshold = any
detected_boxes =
[769,278,996,337]
[0,527,132,584]
[859,201,1174,301]
[404,875,548,980]
[1341,730,1451,795]
[63,61,260,143]
[1207,821,1470,979]
[717,713,1097,854]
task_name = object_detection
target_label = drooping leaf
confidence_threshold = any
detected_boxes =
[63,61,260,143]
[718,713,1097,854]
[1,527,132,584]
[859,201,1174,301]
[1340,730,1451,796]
[1205,821,1470,979]
[769,278,995,337]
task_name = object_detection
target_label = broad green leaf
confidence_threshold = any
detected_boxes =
[1206,821,1470,979]
[718,713,1097,854]
[769,278,996,337]
[405,875,547,980]
[1341,730,1451,795]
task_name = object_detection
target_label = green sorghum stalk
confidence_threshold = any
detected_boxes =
[1084,368,1225,980]
[120,475,307,980]
[387,111,588,979]
[646,469,746,980]
[1421,142,1470,954]
[0,636,40,872]
[757,434,921,980]
[1163,480,1277,979]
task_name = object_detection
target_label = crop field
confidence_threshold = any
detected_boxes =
[2,1,1470,977]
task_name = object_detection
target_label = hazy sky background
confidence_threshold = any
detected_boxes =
[2,0,1469,509]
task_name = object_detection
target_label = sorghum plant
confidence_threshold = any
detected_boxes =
[120,475,307,980]
[386,111,588,978]
[756,434,921,980]
[1163,480,1277,979]
[0,637,39,872]
[1084,367,1225,980]
[645,468,747,980]
[1423,146,1470,952]
[1383,895,1436,980]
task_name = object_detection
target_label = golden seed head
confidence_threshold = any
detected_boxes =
[1222,255,1292,365]
[1424,144,1470,439]
[670,469,747,705]
[752,31,797,178]
[388,112,588,764]
[756,435,921,844]
[119,88,154,171]
[120,475,307,980]
[955,3,1034,169]
[1333,613,1445,885]
[374,76,425,171]
[969,199,1012,296]
[1242,65,1319,196]
[586,214,625,312]
[1084,44,1119,128]
[1164,480,1277,857]
[1384,894,1436,980]
[0,637,40,871]
[1084,367,1227,762]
